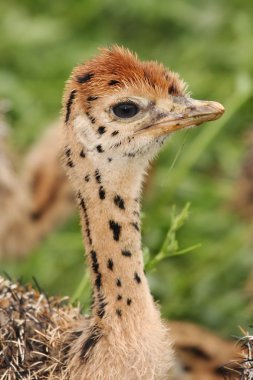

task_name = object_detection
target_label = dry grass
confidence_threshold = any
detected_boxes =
[0,276,81,380]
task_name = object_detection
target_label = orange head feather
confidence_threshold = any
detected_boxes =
[67,46,187,109]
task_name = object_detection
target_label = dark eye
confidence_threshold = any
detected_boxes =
[112,102,139,119]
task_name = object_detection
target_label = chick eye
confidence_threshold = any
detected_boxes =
[112,102,139,119]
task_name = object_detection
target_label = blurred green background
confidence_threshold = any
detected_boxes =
[1,0,253,337]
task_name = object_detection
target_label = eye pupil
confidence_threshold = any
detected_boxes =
[112,102,139,118]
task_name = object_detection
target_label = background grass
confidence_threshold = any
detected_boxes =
[1,0,253,337]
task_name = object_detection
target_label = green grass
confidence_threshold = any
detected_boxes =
[1,0,253,337]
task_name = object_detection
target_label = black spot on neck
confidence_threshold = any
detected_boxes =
[107,258,114,271]
[117,294,122,301]
[131,222,140,232]
[77,192,85,210]
[116,309,122,317]
[90,250,99,274]
[77,72,94,84]
[95,273,102,290]
[109,80,120,86]
[134,272,141,284]
[65,147,71,157]
[80,149,86,158]
[67,159,75,168]
[108,157,112,162]
[96,145,104,153]
[77,193,92,245]
[122,249,132,257]
[84,174,90,182]
[127,298,132,306]
[80,326,101,361]
[99,186,106,200]
[116,279,122,287]
[95,169,101,184]
[65,89,77,123]
[86,228,92,246]
[111,130,119,137]
[109,220,121,241]
[114,195,125,210]
[98,126,106,135]
[114,141,121,148]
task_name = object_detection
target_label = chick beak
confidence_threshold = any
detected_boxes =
[136,97,225,137]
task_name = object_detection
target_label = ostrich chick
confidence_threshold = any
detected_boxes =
[62,46,224,380]
[0,46,224,380]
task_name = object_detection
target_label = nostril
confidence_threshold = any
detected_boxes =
[157,112,167,119]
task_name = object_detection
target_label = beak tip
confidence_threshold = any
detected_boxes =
[210,101,225,115]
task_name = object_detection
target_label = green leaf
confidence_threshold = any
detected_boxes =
[145,203,200,272]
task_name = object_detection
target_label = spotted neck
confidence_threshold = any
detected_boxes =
[64,133,157,326]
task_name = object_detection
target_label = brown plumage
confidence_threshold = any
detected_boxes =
[0,123,74,259]
[0,46,224,379]
[169,321,241,379]
[0,277,76,379]
[0,277,242,380]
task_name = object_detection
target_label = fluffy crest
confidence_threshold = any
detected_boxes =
[66,46,187,105]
